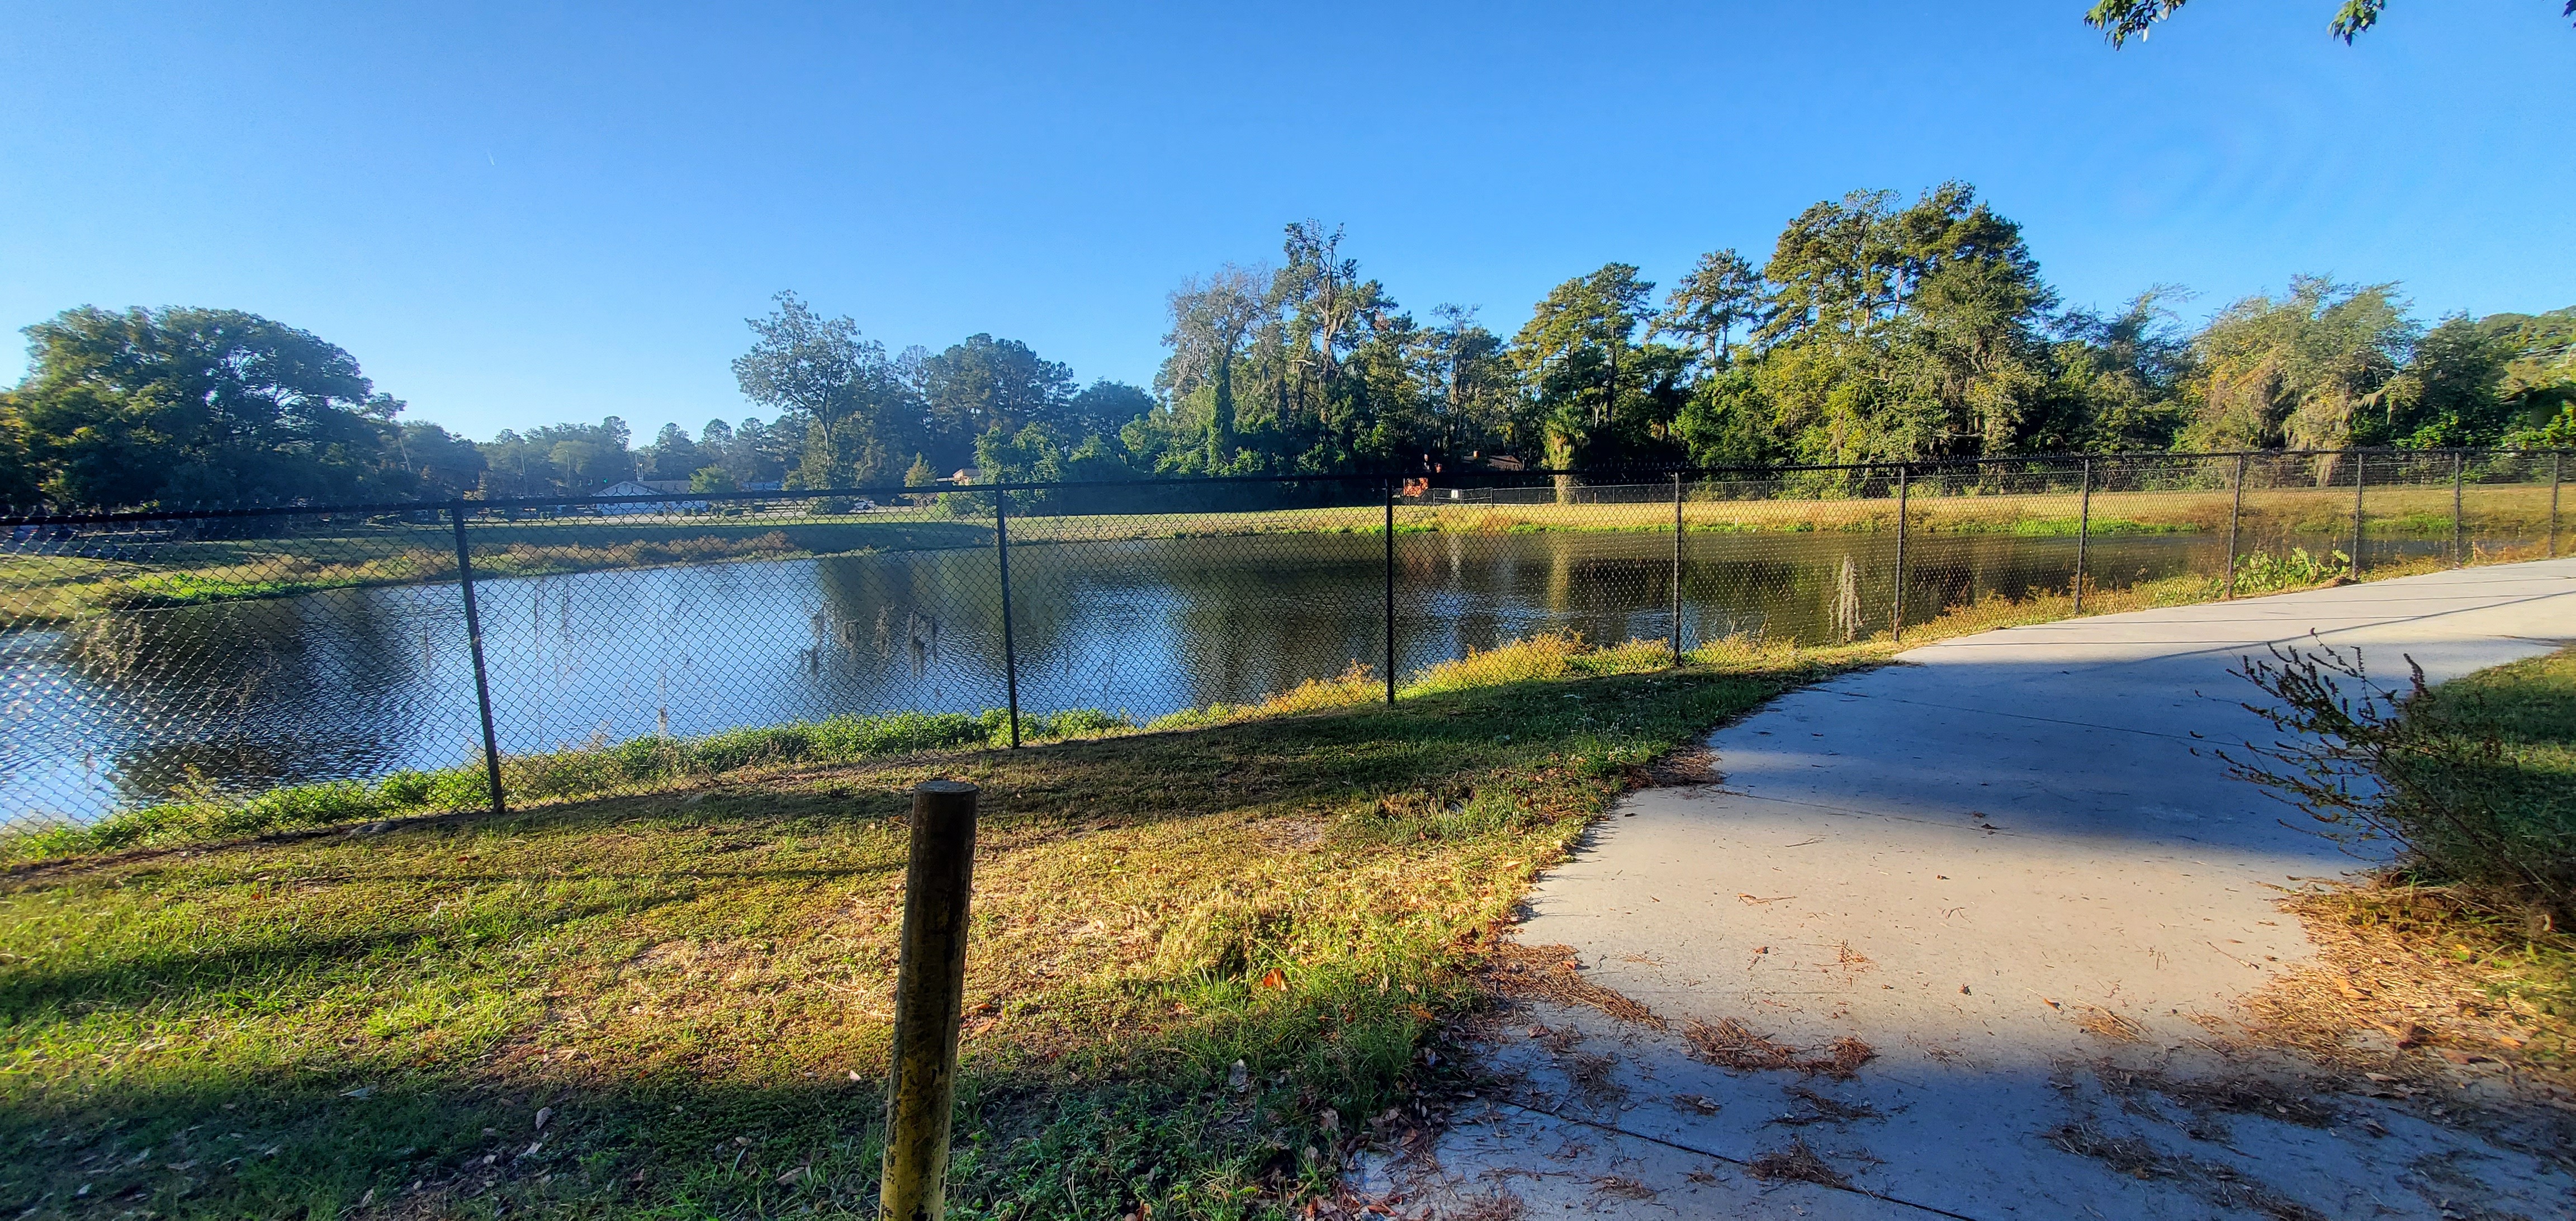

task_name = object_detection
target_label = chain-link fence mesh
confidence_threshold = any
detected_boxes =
[4,450,2566,831]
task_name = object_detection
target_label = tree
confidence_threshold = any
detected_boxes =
[2179,277,2415,453]
[1749,183,2056,462]
[1657,249,1765,369]
[732,292,910,489]
[1067,380,1154,437]
[3,305,407,508]
[918,334,1077,467]
[1513,264,1682,485]
[396,420,489,496]
[2369,314,2520,447]
[2044,291,2194,452]
[2085,0,2576,46]
[1154,264,1271,475]
[642,422,702,480]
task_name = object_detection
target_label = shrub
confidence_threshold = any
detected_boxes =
[2225,642,2574,931]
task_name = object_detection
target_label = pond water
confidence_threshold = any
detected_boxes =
[0,526,2458,822]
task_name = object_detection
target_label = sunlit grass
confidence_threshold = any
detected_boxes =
[0,632,1861,1219]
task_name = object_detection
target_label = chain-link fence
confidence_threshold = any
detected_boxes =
[3,449,2565,831]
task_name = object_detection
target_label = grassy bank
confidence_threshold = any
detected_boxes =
[0,633,1869,1219]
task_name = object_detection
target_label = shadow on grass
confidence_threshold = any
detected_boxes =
[0,661,1854,1219]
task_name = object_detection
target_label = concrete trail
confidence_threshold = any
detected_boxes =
[1367,559,2576,1220]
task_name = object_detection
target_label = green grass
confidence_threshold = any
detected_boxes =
[2,710,1135,864]
[0,635,1874,1220]
[2275,646,2576,1077]
[2392,645,2576,899]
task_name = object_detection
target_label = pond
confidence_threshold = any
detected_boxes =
[0,525,2453,822]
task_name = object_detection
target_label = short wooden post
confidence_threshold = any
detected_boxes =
[882,780,979,1221]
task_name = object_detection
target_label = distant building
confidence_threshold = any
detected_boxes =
[595,480,708,514]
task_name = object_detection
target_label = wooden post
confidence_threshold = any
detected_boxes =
[882,780,980,1221]
[2350,450,2367,577]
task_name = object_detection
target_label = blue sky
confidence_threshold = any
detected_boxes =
[3,2,2570,442]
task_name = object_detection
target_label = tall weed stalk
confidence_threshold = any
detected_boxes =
[2224,640,2572,931]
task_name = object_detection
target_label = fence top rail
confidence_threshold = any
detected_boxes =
[4,446,2568,528]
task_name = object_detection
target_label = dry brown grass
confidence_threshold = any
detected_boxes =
[2247,883,2576,1087]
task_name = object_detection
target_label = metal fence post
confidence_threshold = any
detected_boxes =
[2072,458,2092,614]
[2553,452,2564,559]
[2451,449,2465,567]
[1891,464,1909,643]
[2350,449,2367,577]
[1382,477,1397,706]
[882,779,979,1221]
[449,501,506,816]
[1669,471,1684,666]
[994,490,1020,748]
[2224,453,2246,599]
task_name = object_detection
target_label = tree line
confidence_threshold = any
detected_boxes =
[3,181,2570,510]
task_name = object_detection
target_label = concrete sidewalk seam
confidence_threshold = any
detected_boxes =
[1494,1101,1991,1221]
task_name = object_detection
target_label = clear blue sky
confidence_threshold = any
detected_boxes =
[3,2,2569,443]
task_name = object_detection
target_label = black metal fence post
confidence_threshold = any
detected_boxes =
[2224,452,2246,599]
[1891,464,1909,643]
[449,500,506,815]
[994,489,1020,748]
[1382,477,1396,706]
[2552,452,2564,559]
[2351,449,2367,577]
[1669,471,1684,665]
[2072,458,2092,614]
[2451,449,2465,567]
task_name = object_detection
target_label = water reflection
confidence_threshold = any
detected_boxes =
[0,527,2476,822]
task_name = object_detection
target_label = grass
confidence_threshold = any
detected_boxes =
[2245,646,2576,1083]
[1,711,1135,864]
[0,632,1880,1220]
[1,539,2550,1217]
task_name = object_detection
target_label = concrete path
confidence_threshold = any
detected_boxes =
[1369,559,2576,1220]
